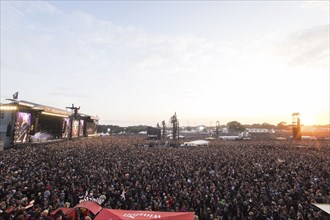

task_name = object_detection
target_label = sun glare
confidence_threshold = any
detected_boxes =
[301,116,316,126]
[300,112,330,126]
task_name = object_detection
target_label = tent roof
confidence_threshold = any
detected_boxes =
[183,140,209,146]
[74,201,103,215]
[50,207,73,216]
[50,207,72,215]
[94,209,194,220]
[312,203,330,214]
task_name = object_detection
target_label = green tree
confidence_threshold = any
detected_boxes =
[227,121,245,134]
[97,124,107,133]
[277,122,289,130]
[261,122,276,129]
[126,125,147,134]
[251,123,261,128]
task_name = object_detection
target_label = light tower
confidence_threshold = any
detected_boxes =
[66,104,80,140]
[170,112,179,140]
[162,120,166,139]
[292,112,302,141]
[216,121,220,137]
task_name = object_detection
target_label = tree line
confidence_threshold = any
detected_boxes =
[97,121,293,135]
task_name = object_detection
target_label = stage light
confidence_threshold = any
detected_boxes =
[18,102,34,107]
[0,105,18,111]
[41,111,69,118]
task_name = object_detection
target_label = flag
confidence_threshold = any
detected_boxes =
[13,92,18,99]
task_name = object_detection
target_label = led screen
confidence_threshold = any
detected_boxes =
[79,120,84,137]
[72,120,79,138]
[14,112,31,143]
[62,118,70,138]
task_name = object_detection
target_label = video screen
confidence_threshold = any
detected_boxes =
[79,120,84,137]
[72,120,79,138]
[14,112,31,143]
[62,118,70,138]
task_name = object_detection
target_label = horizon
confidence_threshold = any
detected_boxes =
[1,1,329,127]
[1,96,329,127]
[97,121,330,128]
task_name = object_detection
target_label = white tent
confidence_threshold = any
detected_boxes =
[181,140,209,147]
[312,203,330,214]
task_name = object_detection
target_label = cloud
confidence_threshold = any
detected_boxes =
[4,1,321,107]
[1,1,213,80]
[301,1,330,11]
[2,1,224,107]
[130,33,213,80]
[49,87,93,99]
[277,24,329,68]
[1,1,60,30]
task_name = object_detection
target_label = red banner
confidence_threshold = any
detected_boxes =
[94,209,194,220]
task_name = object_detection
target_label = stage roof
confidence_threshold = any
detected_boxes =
[2,99,98,119]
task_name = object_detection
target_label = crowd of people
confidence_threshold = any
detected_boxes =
[0,136,329,220]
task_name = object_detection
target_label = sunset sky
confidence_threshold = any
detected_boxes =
[1,1,329,126]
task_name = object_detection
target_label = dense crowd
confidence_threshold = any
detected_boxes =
[0,136,329,220]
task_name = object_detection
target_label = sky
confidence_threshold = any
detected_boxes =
[1,1,329,127]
